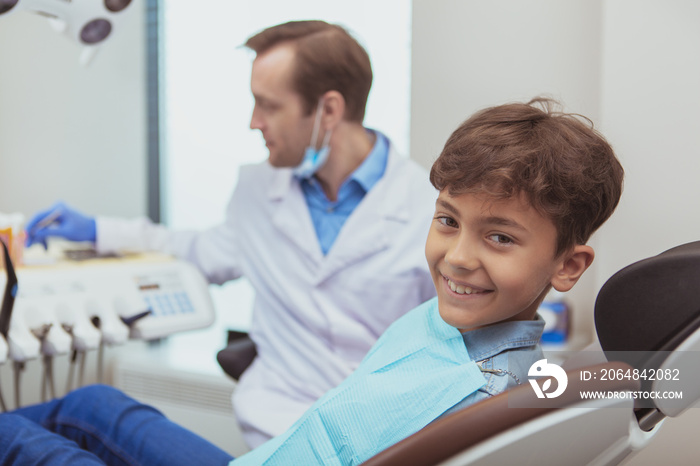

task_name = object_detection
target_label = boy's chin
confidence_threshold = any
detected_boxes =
[436,304,474,331]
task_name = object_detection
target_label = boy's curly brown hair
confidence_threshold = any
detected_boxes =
[430,97,624,257]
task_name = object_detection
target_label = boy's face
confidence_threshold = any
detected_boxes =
[425,191,570,332]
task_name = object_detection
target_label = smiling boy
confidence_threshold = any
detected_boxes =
[427,97,622,336]
[413,98,623,424]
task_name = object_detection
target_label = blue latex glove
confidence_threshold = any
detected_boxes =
[25,202,97,249]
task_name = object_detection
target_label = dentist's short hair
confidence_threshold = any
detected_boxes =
[245,20,372,123]
[430,97,624,257]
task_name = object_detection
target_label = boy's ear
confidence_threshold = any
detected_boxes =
[551,245,595,292]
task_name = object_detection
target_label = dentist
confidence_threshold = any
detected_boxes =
[25,20,437,448]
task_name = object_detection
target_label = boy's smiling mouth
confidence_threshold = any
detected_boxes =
[444,276,492,296]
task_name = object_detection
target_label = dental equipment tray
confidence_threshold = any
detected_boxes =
[4,253,215,342]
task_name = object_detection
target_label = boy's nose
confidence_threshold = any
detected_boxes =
[445,236,481,271]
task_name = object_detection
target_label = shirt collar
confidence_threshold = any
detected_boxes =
[347,129,389,193]
[461,315,545,362]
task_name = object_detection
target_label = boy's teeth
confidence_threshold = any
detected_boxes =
[448,279,475,295]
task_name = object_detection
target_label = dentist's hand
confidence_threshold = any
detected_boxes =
[25,202,97,249]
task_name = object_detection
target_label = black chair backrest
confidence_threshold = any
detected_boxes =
[217,334,257,380]
[595,240,700,369]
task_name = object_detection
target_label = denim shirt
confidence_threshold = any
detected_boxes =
[437,315,545,419]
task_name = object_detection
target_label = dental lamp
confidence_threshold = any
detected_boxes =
[0,0,134,65]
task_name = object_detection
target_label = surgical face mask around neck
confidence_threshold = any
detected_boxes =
[293,100,332,179]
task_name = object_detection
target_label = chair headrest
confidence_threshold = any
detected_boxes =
[595,240,700,367]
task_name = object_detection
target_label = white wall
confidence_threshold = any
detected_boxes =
[597,0,700,280]
[411,0,603,167]
[0,4,147,219]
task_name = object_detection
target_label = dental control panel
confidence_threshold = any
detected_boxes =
[0,254,216,364]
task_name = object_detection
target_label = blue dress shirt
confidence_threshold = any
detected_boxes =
[299,129,389,255]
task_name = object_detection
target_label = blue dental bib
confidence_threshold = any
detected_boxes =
[233,298,485,465]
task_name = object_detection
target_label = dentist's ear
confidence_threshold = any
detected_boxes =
[551,245,595,292]
[320,90,345,130]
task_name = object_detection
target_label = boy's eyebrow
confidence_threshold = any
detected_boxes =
[435,198,460,215]
[481,216,528,232]
[435,198,528,231]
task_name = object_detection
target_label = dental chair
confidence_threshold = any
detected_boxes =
[217,241,700,464]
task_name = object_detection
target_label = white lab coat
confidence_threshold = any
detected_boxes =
[96,145,438,447]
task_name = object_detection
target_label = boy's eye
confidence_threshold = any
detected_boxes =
[488,234,514,245]
[436,216,458,228]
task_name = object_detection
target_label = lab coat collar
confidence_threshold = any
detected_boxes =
[267,167,320,262]
[267,143,412,281]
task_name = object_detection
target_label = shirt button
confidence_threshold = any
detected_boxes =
[326,206,334,213]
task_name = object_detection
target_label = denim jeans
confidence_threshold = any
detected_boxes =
[0,384,234,466]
